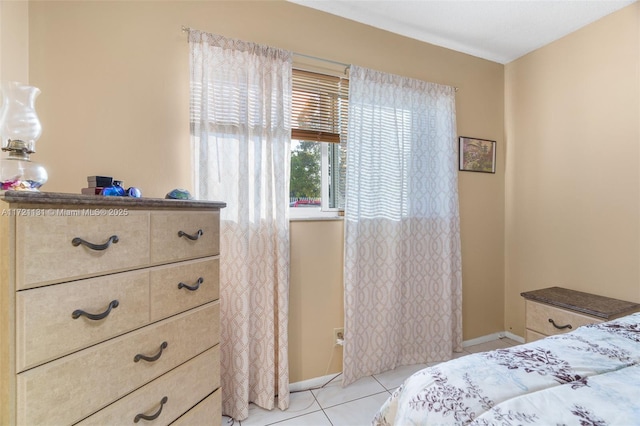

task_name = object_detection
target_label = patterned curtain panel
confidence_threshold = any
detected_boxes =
[189,30,291,420]
[343,65,462,385]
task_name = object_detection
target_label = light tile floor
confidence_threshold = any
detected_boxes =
[224,337,520,426]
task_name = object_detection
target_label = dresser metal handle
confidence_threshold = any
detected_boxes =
[71,235,119,251]
[72,300,119,320]
[178,277,204,291]
[178,229,203,240]
[548,318,572,330]
[134,396,168,423]
[134,341,168,363]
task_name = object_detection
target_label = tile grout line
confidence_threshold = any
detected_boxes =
[312,389,335,426]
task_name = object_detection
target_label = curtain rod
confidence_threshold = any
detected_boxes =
[293,52,350,70]
[182,26,348,70]
[181,26,458,92]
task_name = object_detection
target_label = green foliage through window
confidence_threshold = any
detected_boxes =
[290,140,321,199]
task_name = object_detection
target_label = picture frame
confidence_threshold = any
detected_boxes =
[459,136,496,173]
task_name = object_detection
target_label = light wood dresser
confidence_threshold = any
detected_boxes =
[0,191,225,425]
[521,286,640,343]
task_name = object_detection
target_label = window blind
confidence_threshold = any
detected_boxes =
[291,69,349,144]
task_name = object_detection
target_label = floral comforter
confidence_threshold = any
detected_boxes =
[373,313,640,425]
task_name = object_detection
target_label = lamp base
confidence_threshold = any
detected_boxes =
[0,141,47,191]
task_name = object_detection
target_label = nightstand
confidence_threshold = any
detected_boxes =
[520,287,640,343]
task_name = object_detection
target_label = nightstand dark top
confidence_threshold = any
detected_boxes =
[521,287,640,320]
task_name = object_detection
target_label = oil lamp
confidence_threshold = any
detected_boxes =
[0,81,48,191]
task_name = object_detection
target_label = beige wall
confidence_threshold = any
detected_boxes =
[289,220,344,382]
[25,0,504,382]
[0,0,29,84]
[504,3,640,336]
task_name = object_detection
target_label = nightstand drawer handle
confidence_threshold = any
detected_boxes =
[178,229,203,240]
[178,277,204,291]
[134,396,168,423]
[548,318,572,330]
[72,235,119,251]
[134,341,168,363]
[72,300,119,320]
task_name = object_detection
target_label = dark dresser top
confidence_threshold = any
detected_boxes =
[521,287,640,320]
[0,190,226,210]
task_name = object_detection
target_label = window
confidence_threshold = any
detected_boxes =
[290,69,348,216]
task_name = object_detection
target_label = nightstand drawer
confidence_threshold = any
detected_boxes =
[150,257,220,322]
[17,302,219,426]
[15,212,150,289]
[525,300,601,336]
[150,211,220,263]
[77,346,220,426]
[16,270,150,372]
[525,329,547,343]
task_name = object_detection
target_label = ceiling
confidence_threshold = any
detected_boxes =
[288,0,637,64]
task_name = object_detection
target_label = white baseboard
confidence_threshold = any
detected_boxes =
[289,331,525,391]
[502,331,525,344]
[289,373,342,393]
[462,330,525,347]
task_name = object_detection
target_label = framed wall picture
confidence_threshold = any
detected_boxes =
[459,136,496,173]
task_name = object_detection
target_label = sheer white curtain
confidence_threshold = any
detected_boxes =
[189,30,291,420]
[343,65,462,385]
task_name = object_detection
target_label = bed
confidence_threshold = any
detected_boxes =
[373,312,640,425]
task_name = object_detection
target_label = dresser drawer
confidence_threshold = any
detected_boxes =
[17,302,220,426]
[150,258,219,322]
[150,211,220,264]
[15,212,150,289]
[16,270,150,372]
[525,300,601,336]
[172,389,222,426]
[78,346,220,426]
